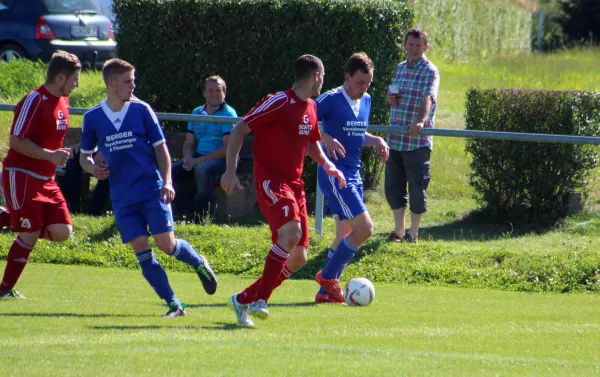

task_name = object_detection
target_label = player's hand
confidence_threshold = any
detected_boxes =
[322,160,346,189]
[161,182,176,204]
[373,137,389,163]
[220,170,242,195]
[182,157,195,171]
[93,152,105,165]
[322,133,345,161]
[407,122,424,137]
[93,162,110,180]
[49,148,72,166]
[386,91,400,105]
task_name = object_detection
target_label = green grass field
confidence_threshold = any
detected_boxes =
[1,49,600,375]
[1,263,599,377]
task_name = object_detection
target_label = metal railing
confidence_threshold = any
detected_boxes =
[3,103,600,234]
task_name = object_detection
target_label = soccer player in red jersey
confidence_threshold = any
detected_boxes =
[0,51,81,299]
[221,54,347,327]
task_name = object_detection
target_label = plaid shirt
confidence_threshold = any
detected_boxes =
[387,56,440,151]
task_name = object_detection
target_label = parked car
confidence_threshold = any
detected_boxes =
[0,0,116,68]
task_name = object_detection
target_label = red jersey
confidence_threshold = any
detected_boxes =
[244,89,321,183]
[2,86,69,180]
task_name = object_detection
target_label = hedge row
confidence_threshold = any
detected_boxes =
[465,88,600,225]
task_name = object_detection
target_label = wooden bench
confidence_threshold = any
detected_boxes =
[57,128,257,222]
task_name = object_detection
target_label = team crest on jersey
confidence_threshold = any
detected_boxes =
[299,114,313,136]
[56,110,68,130]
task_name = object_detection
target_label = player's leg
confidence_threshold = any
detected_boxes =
[385,149,409,242]
[315,216,352,302]
[316,174,370,302]
[0,170,46,298]
[146,195,217,294]
[40,179,72,242]
[116,203,183,317]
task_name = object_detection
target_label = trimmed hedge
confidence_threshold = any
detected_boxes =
[114,0,412,193]
[410,0,532,61]
[465,88,600,225]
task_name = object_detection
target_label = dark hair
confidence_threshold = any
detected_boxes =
[404,28,429,44]
[294,54,323,82]
[345,52,374,76]
[102,58,135,84]
[46,50,81,83]
[203,75,226,91]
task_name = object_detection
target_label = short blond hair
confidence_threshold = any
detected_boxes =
[102,58,135,84]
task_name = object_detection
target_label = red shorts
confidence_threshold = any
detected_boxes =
[256,179,309,247]
[1,169,71,233]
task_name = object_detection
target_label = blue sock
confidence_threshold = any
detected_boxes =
[171,239,204,270]
[318,248,336,295]
[322,237,359,281]
[137,249,180,306]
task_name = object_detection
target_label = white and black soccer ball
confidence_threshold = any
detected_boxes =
[343,277,375,306]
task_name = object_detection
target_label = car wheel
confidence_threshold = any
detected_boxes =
[0,44,27,62]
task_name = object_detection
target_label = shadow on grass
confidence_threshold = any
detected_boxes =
[85,221,120,243]
[415,209,553,242]
[185,303,228,309]
[0,312,156,318]
[89,322,250,331]
[269,301,317,307]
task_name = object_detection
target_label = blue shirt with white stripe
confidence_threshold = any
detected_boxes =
[188,103,237,155]
[81,98,165,207]
[315,86,371,175]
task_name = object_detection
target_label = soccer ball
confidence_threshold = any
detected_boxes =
[343,277,375,306]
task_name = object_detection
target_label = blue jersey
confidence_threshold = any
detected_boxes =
[188,103,237,155]
[81,98,165,207]
[315,86,371,174]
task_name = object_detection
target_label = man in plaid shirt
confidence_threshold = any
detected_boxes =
[385,28,440,243]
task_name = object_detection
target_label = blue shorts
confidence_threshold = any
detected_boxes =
[317,167,366,221]
[113,193,175,244]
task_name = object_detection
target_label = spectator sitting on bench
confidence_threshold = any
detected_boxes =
[62,144,111,216]
[172,75,238,221]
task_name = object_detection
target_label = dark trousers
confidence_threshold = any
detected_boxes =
[384,147,431,214]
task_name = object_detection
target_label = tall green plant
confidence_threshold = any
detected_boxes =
[410,0,532,61]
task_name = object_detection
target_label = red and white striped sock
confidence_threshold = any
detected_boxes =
[0,237,33,290]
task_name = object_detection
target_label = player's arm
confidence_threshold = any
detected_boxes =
[155,142,175,204]
[80,151,109,180]
[363,132,389,163]
[306,141,346,189]
[220,121,250,194]
[9,136,71,166]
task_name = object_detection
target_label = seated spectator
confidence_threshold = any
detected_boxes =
[172,75,238,221]
[61,145,111,216]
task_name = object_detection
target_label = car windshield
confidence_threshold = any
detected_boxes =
[42,0,110,16]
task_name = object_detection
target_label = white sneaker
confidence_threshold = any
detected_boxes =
[228,294,254,327]
[249,299,269,320]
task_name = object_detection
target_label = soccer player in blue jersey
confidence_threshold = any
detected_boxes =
[79,59,218,317]
[313,53,389,303]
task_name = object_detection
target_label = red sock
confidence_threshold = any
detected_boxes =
[265,266,292,301]
[0,207,10,228]
[0,237,33,290]
[238,245,288,304]
[238,266,293,304]
[256,245,289,301]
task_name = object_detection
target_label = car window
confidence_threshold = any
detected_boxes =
[0,0,15,10]
[42,0,105,14]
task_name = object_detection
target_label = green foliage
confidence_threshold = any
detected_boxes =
[113,0,412,192]
[465,88,600,225]
[410,0,532,61]
[559,0,600,45]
